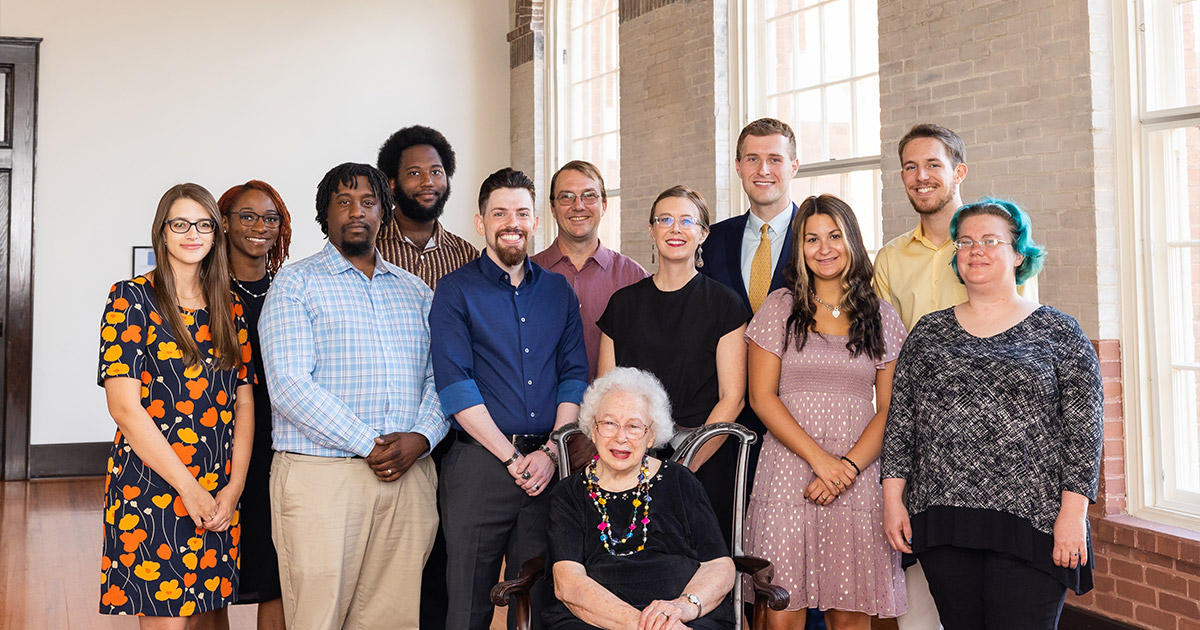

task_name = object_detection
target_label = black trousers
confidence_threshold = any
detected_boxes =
[419,437,452,629]
[441,440,553,630]
[918,545,1068,630]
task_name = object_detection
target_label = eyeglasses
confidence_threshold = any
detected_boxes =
[650,216,701,229]
[594,419,649,440]
[234,211,282,228]
[164,218,218,234]
[553,191,602,207]
[953,237,1011,251]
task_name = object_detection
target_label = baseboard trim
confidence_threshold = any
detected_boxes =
[28,441,109,478]
[1061,605,1142,630]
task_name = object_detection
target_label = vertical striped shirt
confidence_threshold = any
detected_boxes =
[260,242,448,458]
[375,220,479,291]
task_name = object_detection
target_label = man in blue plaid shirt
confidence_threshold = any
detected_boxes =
[260,162,448,630]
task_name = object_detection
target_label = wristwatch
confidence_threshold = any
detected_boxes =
[682,593,701,618]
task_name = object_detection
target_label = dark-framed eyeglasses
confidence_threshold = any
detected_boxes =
[234,211,282,228]
[650,215,701,229]
[164,218,218,234]
[953,237,1011,251]
[553,191,602,207]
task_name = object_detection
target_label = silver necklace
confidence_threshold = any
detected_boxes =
[812,293,843,318]
[232,271,273,299]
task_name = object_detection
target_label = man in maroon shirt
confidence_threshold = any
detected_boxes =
[531,160,647,381]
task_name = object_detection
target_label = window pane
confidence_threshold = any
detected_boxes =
[827,83,854,160]
[1149,126,1200,242]
[1143,0,1200,110]
[796,10,821,87]
[795,89,824,163]
[789,169,882,251]
[1169,246,1200,366]
[602,195,622,251]
[852,0,878,75]
[0,70,7,145]
[1170,368,1200,492]
[855,76,881,156]
[823,0,852,83]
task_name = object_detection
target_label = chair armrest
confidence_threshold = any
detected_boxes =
[489,556,546,607]
[734,555,789,611]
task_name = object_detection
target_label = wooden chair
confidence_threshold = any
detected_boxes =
[490,421,789,630]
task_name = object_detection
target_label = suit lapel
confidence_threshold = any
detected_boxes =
[769,202,799,291]
[723,213,750,306]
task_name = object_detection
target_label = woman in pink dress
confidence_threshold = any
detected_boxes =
[744,194,907,630]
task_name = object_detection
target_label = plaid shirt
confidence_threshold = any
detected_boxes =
[260,242,447,457]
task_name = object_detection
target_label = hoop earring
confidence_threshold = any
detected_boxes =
[695,246,704,268]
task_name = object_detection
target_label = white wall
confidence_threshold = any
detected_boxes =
[0,0,510,444]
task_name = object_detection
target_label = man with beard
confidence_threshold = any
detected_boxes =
[376,125,479,291]
[531,160,647,381]
[874,123,1037,331]
[873,124,1036,630]
[376,124,478,629]
[260,163,447,630]
[430,167,588,630]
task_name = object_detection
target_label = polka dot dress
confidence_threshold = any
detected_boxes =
[743,288,908,617]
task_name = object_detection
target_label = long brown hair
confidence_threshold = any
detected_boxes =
[216,180,293,273]
[150,183,240,371]
[782,194,884,360]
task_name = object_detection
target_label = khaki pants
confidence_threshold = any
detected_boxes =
[270,452,438,630]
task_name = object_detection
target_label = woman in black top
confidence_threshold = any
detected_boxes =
[548,367,735,630]
[881,198,1103,629]
[218,180,292,630]
[597,186,749,545]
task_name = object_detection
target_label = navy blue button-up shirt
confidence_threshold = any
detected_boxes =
[430,252,588,434]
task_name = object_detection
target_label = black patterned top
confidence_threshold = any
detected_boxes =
[881,306,1103,535]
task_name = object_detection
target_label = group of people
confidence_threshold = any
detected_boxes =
[97,119,1104,630]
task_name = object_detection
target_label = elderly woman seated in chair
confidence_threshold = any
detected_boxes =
[545,367,736,630]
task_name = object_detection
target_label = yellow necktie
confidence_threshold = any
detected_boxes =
[748,224,771,312]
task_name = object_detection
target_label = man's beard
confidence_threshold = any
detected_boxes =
[395,181,450,223]
[494,229,528,266]
[908,183,957,216]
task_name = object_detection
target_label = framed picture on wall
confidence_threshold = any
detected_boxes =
[132,246,155,277]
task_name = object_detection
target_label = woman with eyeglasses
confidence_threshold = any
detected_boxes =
[546,367,735,630]
[881,198,1103,629]
[744,195,908,630]
[216,180,292,630]
[596,185,749,546]
[97,184,255,627]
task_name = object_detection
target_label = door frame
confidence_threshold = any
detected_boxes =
[1,37,40,480]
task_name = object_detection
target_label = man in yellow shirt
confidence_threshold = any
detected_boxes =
[874,123,1036,630]
[875,123,1036,332]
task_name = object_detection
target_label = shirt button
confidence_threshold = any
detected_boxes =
[524,348,530,353]
[515,291,520,296]
[521,317,526,323]
[527,380,533,385]
[530,412,536,418]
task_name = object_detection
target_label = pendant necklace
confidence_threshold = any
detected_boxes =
[812,292,843,318]
[585,455,653,556]
[232,271,273,299]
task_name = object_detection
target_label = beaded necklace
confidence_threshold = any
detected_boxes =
[585,454,652,556]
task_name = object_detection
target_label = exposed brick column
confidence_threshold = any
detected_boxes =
[509,0,550,250]
[618,0,731,269]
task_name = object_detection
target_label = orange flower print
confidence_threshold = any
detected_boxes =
[105,502,120,525]
[154,579,183,601]
[147,325,157,344]
[185,378,209,400]
[182,552,198,571]
[176,427,199,444]
[101,585,129,607]
[101,555,112,571]
[156,544,172,560]
[220,410,233,425]
[187,465,200,477]
[119,553,136,567]
[146,399,166,419]
[119,528,147,552]
[103,345,123,362]
[101,326,117,342]
[105,363,130,377]
[151,494,172,509]
[204,576,220,592]
[199,549,218,570]
[121,485,141,501]
[141,371,152,384]
[149,310,162,325]
[199,408,218,428]
[231,525,241,547]
[118,514,140,531]
[157,342,183,361]
[180,601,196,617]
[188,537,204,552]
[232,301,244,317]
[237,328,248,345]
[134,560,161,581]
[184,363,203,379]
[241,343,252,364]
[216,390,228,406]
[175,400,194,415]
[183,572,197,587]
[113,297,129,310]
[171,442,196,465]
[198,473,218,491]
[120,325,142,343]
[173,496,190,518]
[220,577,233,598]
[105,311,126,325]
[195,325,212,343]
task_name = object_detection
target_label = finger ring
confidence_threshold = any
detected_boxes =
[386,469,392,475]
[533,483,540,490]
[660,611,669,617]
[834,481,843,486]
[522,471,531,480]
[1071,552,1079,556]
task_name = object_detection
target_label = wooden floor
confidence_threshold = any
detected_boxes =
[1,477,898,630]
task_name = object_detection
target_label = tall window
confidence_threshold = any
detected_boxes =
[1136,0,1200,525]
[554,0,622,248]
[745,0,881,250]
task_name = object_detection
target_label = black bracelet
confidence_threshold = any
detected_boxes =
[841,456,861,475]
[501,449,521,467]
[538,444,556,461]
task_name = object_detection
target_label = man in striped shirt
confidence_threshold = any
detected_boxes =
[375,125,479,291]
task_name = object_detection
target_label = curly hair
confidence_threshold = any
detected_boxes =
[579,367,675,449]
[781,194,885,360]
[949,197,1046,285]
[217,180,293,273]
[314,163,395,236]
[377,125,457,180]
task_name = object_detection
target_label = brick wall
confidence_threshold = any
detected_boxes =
[509,0,550,251]
[618,0,730,269]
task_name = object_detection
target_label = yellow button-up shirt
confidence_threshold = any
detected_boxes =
[873,222,1038,331]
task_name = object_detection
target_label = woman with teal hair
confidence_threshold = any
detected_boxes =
[880,198,1104,629]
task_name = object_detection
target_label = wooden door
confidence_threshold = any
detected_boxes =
[0,38,39,480]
